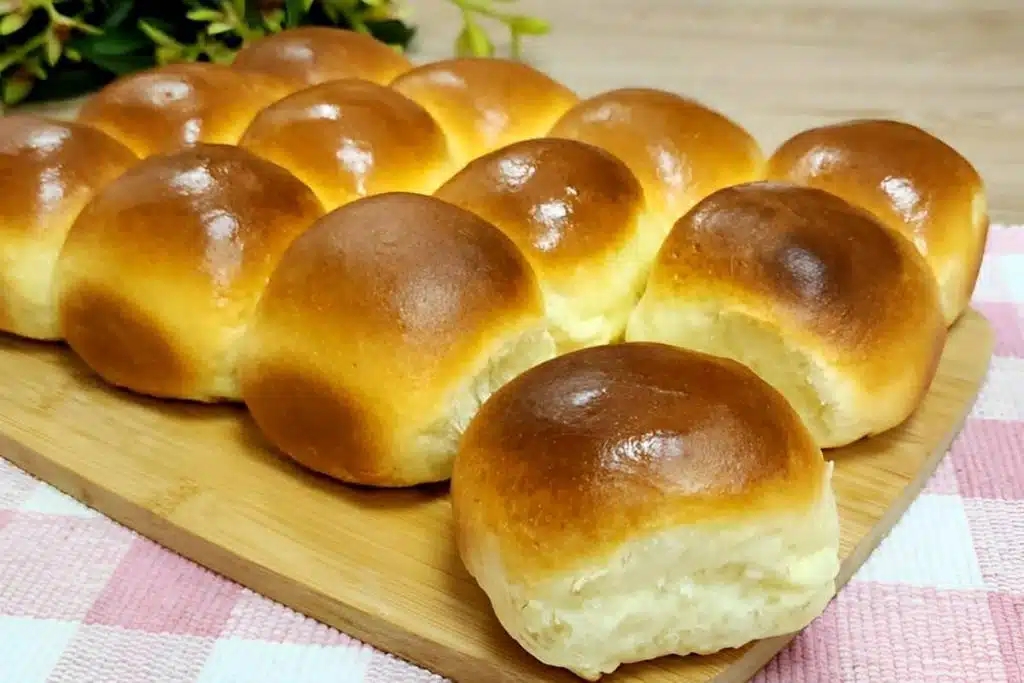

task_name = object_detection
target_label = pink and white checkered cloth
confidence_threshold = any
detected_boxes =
[1,226,1023,683]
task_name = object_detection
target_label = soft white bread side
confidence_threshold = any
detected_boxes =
[239,78,457,210]
[626,181,947,449]
[55,144,325,402]
[434,137,661,353]
[231,26,413,91]
[389,57,579,164]
[549,87,764,231]
[0,115,138,340]
[76,62,292,158]
[765,118,988,326]
[451,342,840,680]
[238,192,555,488]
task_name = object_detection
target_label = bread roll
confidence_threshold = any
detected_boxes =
[231,26,412,90]
[56,144,324,402]
[451,342,840,680]
[625,181,946,448]
[238,192,555,488]
[239,79,456,210]
[389,57,578,163]
[76,62,292,158]
[434,137,658,353]
[549,88,764,230]
[765,119,988,326]
[0,115,137,341]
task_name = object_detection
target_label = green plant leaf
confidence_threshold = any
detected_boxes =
[366,18,415,48]
[506,15,548,35]
[138,20,180,47]
[44,31,62,65]
[70,27,152,56]
[455,21,492,57]
[284,0,306,28]
[101,0,137,29]
[0,11,29,36]
[206,21,233,34]
[186,9,224,22]
[2,75,33,105]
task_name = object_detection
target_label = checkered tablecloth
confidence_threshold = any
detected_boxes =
[1,226,1022,683]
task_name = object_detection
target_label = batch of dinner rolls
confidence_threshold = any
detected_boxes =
[0,26,987,681]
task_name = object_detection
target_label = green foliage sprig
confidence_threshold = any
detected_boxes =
[0,0,549,107]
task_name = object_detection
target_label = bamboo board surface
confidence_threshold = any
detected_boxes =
[0,307,994,682]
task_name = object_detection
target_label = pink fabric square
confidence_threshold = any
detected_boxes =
[986,226,1024,255]
[829,583,1007,683]
[364,652,447,683]
[924,455,961,495]
[85,536,243,637]
[954,419,1024,500]
[964,499,1024,593]
[0,509,12,532]
[0,458,37,510]
[221,589,352,646]
[0,514,134,620]
[990,593,1024,683]
[46,625,213,683]
[755,598,842,682]
[974,302,1024,357]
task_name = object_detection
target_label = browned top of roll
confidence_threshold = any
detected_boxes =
[389,57,578,162]
[56,144,324,399]
[452,341,825,576]
[231,26,413,90]
[76,62,292,158]
[239,79,454,209]
[549,87,764,220]
[0,114,137,244]
[765,118,987,323]
[433,137,646,272]
[647,181,943,363]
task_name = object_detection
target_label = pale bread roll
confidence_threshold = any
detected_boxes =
[389,57,578,164]
[549,87,764,231]
[56,144,325,402]
[76,62,292,158]
[0,115,137,340]
[231,26,412,90]
[238,192,555,488]
[239,78,456,210]
[452,342,840,680]
[435,137,660,352]
[626,181,946,449]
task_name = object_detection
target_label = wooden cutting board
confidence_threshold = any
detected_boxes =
[0,307,994,683]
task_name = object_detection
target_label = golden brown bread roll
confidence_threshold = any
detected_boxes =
[231,26,413,90]
[434,137,660,353]
[625,181,946,449]
[389,57,578,164]
[765,118,988,326]
[239,78,456,210]
[56,144,325,402]
[76,62,292,158]
[238,192,556,488]
[0,115,138,341]
[451,342,840,680]
[549,87,764,230]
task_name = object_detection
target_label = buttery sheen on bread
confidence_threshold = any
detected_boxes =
[239,78,456,210]
[435,137,661,352]
[76,62,292,158]
[231,26,413,90]
[0,115,138,341]
[389,57,579,164]
[56,144,324,402]
[452,342,841,680]
[626,181,946,448]
[765,118,988,325]
[238,192,555,488]
[549,87,764,229]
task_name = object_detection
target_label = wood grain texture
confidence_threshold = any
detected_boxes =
[404,0,1024,224]
[0,308,994,683]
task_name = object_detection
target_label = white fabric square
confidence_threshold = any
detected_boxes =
[196,638,375,683]
[971,356,1024,422]
[18,485,97,518]
[0,616,79,683]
